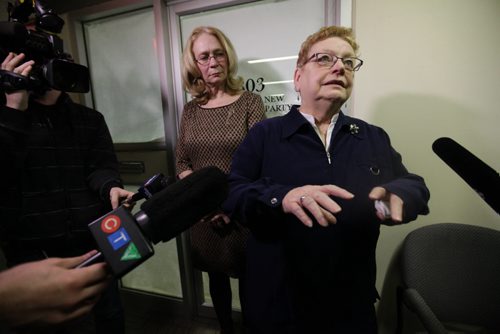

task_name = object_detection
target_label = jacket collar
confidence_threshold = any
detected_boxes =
[281,105,365,140]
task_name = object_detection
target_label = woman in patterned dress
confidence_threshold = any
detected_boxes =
[175,26,265,334]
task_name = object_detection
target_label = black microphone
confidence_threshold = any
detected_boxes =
[136,166,227,244]
[78,166,228,277]
[432,137,500,214]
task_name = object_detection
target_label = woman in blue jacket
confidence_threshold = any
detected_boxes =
[224,26,430,333]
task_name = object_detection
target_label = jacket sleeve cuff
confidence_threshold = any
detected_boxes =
[99,179,124,201]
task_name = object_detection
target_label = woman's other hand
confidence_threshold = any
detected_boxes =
[178,169,193,180]
[283,185,354,227]
[369,186,403,223]
[208,212,231,229]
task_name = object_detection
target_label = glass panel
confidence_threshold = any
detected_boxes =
[340,0,353,27]
[179,0,332,308]
[83,8,164,143]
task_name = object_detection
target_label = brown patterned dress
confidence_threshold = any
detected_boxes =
[175,91,265,276]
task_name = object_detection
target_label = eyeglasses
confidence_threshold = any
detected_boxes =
[304,53,363,72]
[195,50,226,66]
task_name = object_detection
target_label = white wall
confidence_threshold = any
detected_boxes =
[352,0,500,331]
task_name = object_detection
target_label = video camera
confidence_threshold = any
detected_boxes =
[0,0,90,93]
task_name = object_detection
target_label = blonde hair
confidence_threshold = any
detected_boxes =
[297,26,359,67]
[181,26,243,105]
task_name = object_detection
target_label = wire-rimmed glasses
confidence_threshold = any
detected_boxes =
[304,53,363,71]
[195,50,226,66]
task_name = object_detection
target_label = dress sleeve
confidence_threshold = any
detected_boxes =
[247,93,266,130]
[175,104,193,176]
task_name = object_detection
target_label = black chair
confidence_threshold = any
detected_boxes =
[396,223,500,334]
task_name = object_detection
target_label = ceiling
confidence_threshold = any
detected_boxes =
[45,0,113,14]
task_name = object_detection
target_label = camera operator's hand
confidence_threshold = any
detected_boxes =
[1,52,34,111]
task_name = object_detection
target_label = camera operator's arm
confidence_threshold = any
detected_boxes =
[82,102,134,208]
[0,251,111,328]
[0,53,34,195]
[1,52,34,111]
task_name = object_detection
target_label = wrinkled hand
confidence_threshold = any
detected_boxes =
[369,186,403,223]
[0,250,111,328]
[1,52,34,111]
[282,185,354,227]
[208,212,231,229]
[109,187,134,209]
[178,170,193,180]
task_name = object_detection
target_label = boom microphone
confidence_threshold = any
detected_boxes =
[432,137,500,214]
[78,166,228,277]
[136,167,227,244]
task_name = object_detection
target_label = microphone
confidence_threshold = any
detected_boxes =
[432,137,500,214]
[78,166,228,277]
[136,167,227,244]
[124,172,172,204]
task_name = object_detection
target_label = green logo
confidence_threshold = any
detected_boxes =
[121,243,141,261]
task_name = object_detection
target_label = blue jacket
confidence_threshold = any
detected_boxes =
[225,105,430,332]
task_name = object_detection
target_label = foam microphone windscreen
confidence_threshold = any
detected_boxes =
[432,137,499,214]
[139,166,228,243]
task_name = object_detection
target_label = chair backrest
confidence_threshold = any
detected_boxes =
[401,223,500,330]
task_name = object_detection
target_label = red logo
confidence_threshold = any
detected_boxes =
[101,215,121,234]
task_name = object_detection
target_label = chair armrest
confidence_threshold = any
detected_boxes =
[403,288,448,334]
